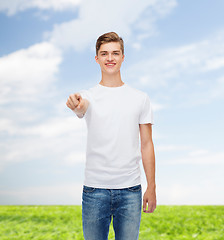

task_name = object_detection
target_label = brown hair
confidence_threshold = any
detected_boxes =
[96,32,124,55]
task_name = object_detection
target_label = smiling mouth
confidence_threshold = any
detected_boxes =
[105,63,116,66]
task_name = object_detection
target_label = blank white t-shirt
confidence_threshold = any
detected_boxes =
[78,83,154,189]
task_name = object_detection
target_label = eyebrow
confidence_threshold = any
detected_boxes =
[99,50,121,53]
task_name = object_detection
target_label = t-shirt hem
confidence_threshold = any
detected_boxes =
[139,121,154,125]
[83,181,141,189]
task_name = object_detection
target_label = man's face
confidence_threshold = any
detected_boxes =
[95,42,124,75]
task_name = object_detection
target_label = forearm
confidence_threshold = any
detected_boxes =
[141,141,156,190]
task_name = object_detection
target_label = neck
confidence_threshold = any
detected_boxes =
[99,71,124,87]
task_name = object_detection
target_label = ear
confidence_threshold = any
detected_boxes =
[122,54,125,62]
[95,55,99,64]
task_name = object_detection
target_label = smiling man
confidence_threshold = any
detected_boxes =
[66,32,156,240]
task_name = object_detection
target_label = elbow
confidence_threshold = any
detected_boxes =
[141,140,153,152]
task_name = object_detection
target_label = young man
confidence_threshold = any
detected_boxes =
[66,32,156,240]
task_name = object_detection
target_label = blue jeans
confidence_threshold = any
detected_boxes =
[82,184,142,240]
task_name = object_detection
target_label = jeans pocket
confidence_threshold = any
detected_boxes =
[83,185,96,193]
[127,185,142,192]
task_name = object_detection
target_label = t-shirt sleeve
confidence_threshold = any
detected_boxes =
[79,89,90,101]
[139,94,154,125]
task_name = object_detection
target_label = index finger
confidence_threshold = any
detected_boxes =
[69,94,79,107]
[75,93,82,101]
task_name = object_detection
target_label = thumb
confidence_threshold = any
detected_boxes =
[77,98,84,109]
[143,198,147,212]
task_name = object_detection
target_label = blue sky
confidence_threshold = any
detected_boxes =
[0,0,223,205]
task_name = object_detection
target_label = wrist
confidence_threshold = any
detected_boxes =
[73,108,85,117]
[147,183,156,190]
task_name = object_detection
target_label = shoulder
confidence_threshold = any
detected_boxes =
[125,84,148,100]
[79,84,98,98]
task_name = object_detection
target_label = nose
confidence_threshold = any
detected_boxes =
[107,53,113,61]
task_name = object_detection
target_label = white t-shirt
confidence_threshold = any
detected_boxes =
[78,83,154,189]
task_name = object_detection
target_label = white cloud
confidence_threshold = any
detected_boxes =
[125,30,224,107]
[209,76,224,99]
[157,182,224,205]
[48,0,177,51]
[127,31,224,90]
[2,179,223,205]
[156,144,190,152]
[0,183,83,204]
[64,152,85,165]
[0,39,66,173]
[0,116,84,137]
[2,0,223,206]
[188,149,209,157]
[23,116,84,138]
[0,115,87,171]
[151,102,166,111]
[0,41,67,170]
[0,42,62,104]
[154,144,224,166]
[140,165,223,205]
[164,151,224,165]
[132,43,142,50]
[0,0,81,16]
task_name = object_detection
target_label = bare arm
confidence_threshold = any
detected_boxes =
[66,93,89,118]
[139,123,156,213]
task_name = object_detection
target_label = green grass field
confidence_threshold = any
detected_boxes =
[0,205,223,239]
